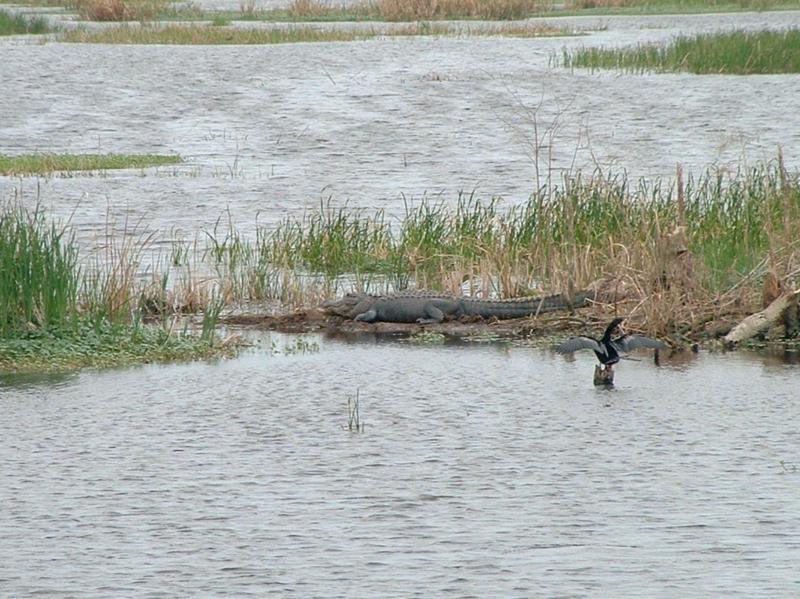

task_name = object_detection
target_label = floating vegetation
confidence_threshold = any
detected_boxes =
[406,330,447,344]
[562,28,800,74]
[270,336,321,355]
[0,153,184,176]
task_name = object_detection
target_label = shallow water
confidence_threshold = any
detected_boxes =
[2,11,800,249]
[1,336,799,596]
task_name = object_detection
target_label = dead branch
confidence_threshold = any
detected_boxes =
[723,289,800,344]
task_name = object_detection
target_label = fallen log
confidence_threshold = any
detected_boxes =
[723,289,800,344]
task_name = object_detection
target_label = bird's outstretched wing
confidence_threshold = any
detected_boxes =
[614,334,667,353]
[555,336,604,355]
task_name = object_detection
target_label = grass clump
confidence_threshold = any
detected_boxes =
[0,206,79,337]
[563,29,800,74]
[61,21,574,44]
[73,0,170,21]
[561,0,799,12]
[357,0,552,20]
[62,23,378,44]
[0,153,183,176]
[0,203,237,374]
[0,9,49,34]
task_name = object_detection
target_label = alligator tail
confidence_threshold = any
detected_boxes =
[461,292,590,319]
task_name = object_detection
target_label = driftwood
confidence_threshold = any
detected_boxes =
[723,289,800,344]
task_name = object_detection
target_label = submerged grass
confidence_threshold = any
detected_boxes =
[563,28,800,74]
[0,153,184,176]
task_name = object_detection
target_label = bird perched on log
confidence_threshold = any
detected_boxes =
[555,317,667,385]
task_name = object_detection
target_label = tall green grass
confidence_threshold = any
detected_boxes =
[244,160,800,295]
[0,203,238,372]
[563,29,800,74]
[0,206,80,337]
[0,9,49,35]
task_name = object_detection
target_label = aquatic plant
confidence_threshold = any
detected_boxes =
[60,20,574,44]
[347,389,364,432]
[0,205,80,337]
[0,319,235,373]
[0,203,240,373]
[0,9,50,34]
[562,0,800,13]
[562,28,800,74]
[0,153,184,176]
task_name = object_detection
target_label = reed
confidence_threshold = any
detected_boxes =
[563,29,800,74]
[0,203,238,372]
[0,153,183,176]
[0,9,49,34]
[0,205,80,337]
[250,159,800,300]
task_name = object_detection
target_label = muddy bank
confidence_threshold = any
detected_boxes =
[220,305,739,348]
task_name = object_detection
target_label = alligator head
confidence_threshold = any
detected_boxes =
[321,293,375,319]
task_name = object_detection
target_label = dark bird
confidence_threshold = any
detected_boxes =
[555,317,667,384]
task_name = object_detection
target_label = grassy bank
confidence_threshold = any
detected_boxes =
[180,158,799,340]
[0,8,49,34]
[0,205,237,373]
[61,21,574,44]
[563,28,800,74]
[254,161,799,291]
[9,0,795,24]
[170,0,800,22]
[0,153,184,176]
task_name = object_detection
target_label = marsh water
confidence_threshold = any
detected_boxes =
[2,11,800,246]
[2,335,800,596]
[3,9,800,596]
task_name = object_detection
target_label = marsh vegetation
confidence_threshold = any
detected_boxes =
[38,157,793,346]
[563,28,800,74]
[61,20,575,44]
[0,9,49,34]
[0,153,183,176]
[0,204,237,372]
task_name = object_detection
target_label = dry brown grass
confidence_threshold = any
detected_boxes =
[373,0,552,20]
[286,0,333,18]
[75,0,163,21]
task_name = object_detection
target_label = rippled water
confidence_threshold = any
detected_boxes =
[1,337,799,596]
[2,13,800,594]
[2,11,800,248]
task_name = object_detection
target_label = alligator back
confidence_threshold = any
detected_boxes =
[460,292,587,319]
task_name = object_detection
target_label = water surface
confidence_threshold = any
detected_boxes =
[2,337,799,596]
[2,11,799,249]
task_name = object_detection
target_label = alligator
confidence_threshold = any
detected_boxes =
[321,289,591,324]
